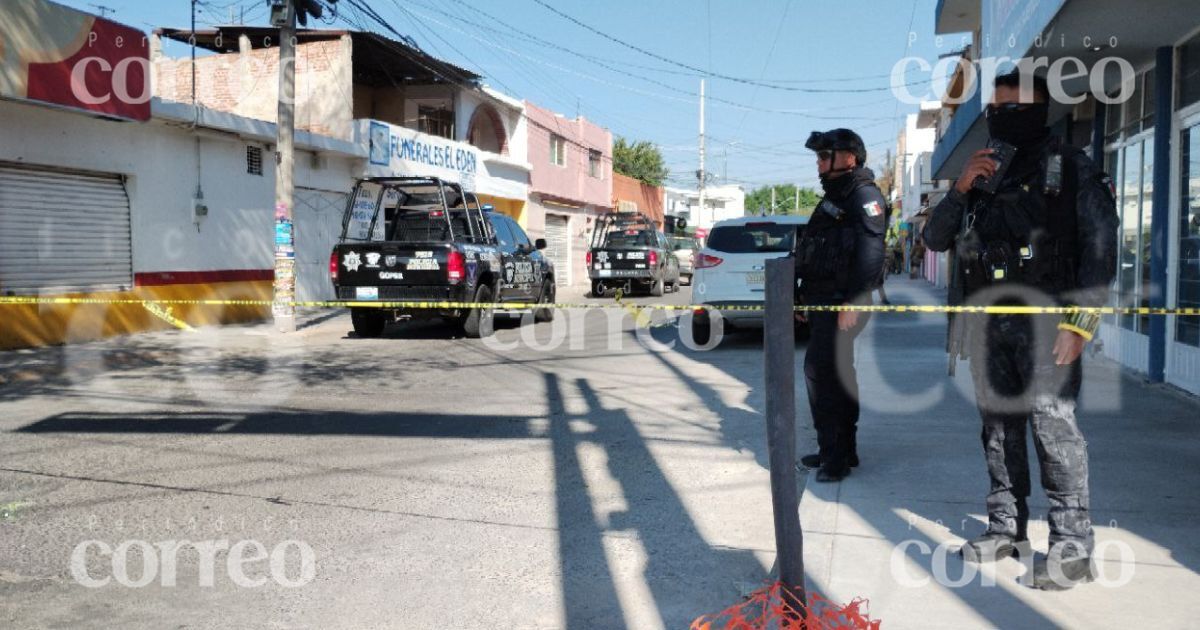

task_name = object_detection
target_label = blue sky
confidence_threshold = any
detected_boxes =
[56,0,959,190]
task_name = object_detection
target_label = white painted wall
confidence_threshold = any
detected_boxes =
[899,113,938,220]
[663,184,745,229]
[0,98,359,278]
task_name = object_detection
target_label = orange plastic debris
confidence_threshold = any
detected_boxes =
[690,582,881,630]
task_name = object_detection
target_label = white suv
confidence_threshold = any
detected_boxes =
[690,215,809,343]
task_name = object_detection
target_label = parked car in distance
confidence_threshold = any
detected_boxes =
[669,235,701,285]
[689,215,810,344]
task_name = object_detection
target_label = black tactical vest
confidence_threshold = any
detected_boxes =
[961,141,1081,297]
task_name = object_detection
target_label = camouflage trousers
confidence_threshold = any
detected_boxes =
[967,314,1093,553]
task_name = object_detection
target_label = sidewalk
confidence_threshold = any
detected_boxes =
[797,277,1200,629]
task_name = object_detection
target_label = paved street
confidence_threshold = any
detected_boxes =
[2,278,1199,629]
[1,286,785,629]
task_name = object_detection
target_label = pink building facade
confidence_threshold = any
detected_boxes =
[524,101,612,288]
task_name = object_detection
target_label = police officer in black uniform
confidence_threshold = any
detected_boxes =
[795,129,888,483]
[922,71,1118,590]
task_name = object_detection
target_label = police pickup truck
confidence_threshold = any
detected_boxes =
[586,213,681,297]
[330,177,555,338]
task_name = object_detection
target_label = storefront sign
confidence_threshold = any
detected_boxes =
[367,121,478,186]
[360,120,525,202]
[0,0,151,121]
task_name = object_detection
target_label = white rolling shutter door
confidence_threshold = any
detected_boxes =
[544,214,570,287]
[0,162,132,294]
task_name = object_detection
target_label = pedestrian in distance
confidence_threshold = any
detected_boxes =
[875,225,894,306]
[793,128,888,483]
[922,70,1118,590]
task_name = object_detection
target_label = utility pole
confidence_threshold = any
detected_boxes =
[89,4,115,18]
[273,0,298,332]
[698,78,706,230]
[770,186,776,216]
[794,184,799,214]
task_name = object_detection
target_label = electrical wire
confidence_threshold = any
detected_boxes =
[392,1,913,120]
[528,0,928,94]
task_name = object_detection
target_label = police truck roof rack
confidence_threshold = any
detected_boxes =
[339,176,489,244]
[590,211,658,248]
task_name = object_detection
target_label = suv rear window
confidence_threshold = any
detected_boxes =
[706,223,798,253]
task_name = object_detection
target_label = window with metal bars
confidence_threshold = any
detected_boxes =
[246,145,264,176]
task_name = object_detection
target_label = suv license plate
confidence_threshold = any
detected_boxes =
[746,272,765,284]
[356,286,379,300]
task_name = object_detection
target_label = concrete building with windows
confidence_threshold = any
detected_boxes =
[663,184,746,236]
[523,101,613,289]
[930,0,1200,394]
[891,104,952,287]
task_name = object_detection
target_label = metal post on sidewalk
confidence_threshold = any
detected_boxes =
[763,257,806,612]
[272,0,297,333]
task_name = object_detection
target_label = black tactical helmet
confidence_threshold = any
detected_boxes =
[805,128,867,166]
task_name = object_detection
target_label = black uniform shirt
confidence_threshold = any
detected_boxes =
[922,139,1118,311]
[799,167,888,305]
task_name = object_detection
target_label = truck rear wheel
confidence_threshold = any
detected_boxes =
[461,284,495,338]
[650,277,665,297]
[351,308,385,338]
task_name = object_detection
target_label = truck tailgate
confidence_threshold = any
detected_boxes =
[591,248,653,278]
[334,242,451,299]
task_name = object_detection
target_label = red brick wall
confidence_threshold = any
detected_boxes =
[153,38,351,139]
[611,172,664,227]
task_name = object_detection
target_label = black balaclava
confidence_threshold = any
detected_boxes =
[820,162,875,200]
[987,102,1050,150]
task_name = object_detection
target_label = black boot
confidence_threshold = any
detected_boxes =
[960,531,1029,564]
[1028,551,1095,590]
[815,463,850,482]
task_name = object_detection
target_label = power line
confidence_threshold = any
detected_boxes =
[382,0,519,97]
[400,0,700,141]
[528,0,922,94]
[389,2,915,120]
[336,0,625,162]
[729,0,793,141]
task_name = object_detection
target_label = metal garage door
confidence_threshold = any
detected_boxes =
[544,214,570,287]
[294,187,349,302]
[0,162,132,294]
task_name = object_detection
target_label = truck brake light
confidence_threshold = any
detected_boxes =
[694,253,723,269]
[329,249,339,282]
[586,251,592,267]
[447,250,465,281]
[648,251,658,267]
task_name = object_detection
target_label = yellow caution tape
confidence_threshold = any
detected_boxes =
[140,302,196,332]
[1,295,1199,316]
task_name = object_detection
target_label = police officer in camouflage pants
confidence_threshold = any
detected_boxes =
[923,71,1118,590]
